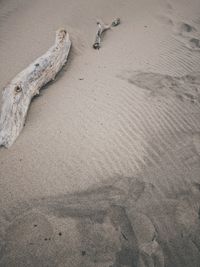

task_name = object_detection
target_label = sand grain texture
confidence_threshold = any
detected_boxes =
[0,0,200,266]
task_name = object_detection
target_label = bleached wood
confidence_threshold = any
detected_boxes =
[93,18,120,49]
[0,29,71,148]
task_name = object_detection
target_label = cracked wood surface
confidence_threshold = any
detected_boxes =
[0,29,71,148]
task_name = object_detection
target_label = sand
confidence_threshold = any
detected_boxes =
[0,0,200,266]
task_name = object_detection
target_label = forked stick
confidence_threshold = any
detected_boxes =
[93,18,120,49]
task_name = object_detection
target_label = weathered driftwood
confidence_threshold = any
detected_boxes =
[0,29,71,148]
[93,18,120,49]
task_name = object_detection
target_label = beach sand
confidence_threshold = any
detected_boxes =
[0,0,200,266]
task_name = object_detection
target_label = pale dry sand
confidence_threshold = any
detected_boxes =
[0,0,200,266]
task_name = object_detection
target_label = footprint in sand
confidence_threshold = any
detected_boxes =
[160,16,200,50]
[155,14,174,27]
[0,177,166,267]
[0,177,143,267]
[2,176,200,266]
[176,22,197,35]
[157,3,200,51]
[189,37,200,49]
[173,22,200,50]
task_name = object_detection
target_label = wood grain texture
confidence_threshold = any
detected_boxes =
[93,18,120,49]
[0,29,71,148]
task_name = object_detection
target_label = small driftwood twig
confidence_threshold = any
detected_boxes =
[0,29,71,148]
[93,18,120,49]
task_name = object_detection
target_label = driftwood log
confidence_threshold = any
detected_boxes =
[93,18,120,49]
[0,29,71,148]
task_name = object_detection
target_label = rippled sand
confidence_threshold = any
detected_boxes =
[0,0,200,266]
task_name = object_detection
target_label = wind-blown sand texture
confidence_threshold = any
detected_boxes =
[0,0,200,266]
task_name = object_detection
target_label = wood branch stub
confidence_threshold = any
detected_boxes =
[93,18,120,49]
[0,29,71,148]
